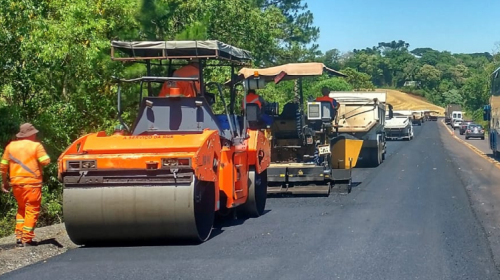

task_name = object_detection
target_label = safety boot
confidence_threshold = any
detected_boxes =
[18,240,38,248]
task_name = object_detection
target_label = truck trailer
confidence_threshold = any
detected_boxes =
[445,104,462,124]
[330,91,389,167]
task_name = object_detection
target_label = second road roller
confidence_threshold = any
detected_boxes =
[57,40,271,245]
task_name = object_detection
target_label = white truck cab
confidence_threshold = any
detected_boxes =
[451,111,463,129]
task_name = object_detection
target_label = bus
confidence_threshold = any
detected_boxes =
[484,66,500,157]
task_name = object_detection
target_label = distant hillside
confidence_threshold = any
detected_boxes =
[381,89,445,116]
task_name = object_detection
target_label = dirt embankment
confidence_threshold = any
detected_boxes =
[383,88,445,115]
[0,223,77,276]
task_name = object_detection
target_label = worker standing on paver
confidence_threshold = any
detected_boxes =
[315,86,340,109]
[1,123,51,248]
[242,89,273,126]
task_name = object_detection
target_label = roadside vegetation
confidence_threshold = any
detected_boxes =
[0,0,499,237]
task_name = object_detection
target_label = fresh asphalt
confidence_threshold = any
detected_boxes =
[2,121,499,280]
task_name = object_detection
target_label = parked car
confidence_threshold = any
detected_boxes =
[465,124,485,140]
[459,121,474,135]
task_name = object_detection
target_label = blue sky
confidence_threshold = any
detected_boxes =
[307,0,500,54]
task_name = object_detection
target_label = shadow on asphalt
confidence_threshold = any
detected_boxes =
[77,210,273,248]
[485,153,498,161]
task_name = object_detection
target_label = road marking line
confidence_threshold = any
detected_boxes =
[440,120,500,169]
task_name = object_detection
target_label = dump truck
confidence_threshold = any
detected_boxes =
[57,40,272,245]
[385,113,413,141]
[423,110,439,121]
[411,110,424,125]
[329,91,389,167]
[445,104,462,124]
[230,63,364,195]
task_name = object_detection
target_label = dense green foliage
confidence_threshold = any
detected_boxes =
[0,1,498,237]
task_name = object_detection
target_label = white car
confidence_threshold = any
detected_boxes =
[452,119,463,130]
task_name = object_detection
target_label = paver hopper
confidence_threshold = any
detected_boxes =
[57,40,271,245]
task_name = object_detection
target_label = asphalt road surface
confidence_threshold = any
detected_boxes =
[2,121,500,280]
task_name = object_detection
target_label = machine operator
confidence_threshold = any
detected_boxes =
[242,89,273,126]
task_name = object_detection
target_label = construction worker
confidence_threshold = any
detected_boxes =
[1,123,50,247]
[242,89,273,126]
[315,86,340,109]
[159,59,201,97]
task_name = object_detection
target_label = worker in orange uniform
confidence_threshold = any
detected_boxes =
[315,87,340,110]
[1,123,50,248]
[159,59,201,97]
[242,89,273,126]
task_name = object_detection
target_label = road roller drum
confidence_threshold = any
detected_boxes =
[63,177,215,245]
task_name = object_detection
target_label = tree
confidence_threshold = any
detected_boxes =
[307,78,353,98]
[321,49,342,70]
[416,64,441,90]
[442,89,463,105]
[340,68,375,90]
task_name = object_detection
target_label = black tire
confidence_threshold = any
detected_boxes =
[369,148,382,167]
[240,167,267,218]
[465,137,469,140]
[481,137,485,140]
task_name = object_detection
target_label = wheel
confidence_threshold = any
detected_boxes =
[368,148,381,167]
[240,167,267,218]
[323,182,332,197]
[465,136,469,140]
[481,137,485,140]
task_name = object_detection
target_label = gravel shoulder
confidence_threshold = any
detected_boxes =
[0,223,77,276]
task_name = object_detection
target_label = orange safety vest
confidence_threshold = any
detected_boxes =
[0,140,50,186]
[159,64,200,97]
[244,93,262,109]
[315,96,339,108]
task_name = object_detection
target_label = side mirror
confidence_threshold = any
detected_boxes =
[386,104,394,119]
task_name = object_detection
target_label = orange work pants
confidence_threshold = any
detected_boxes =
[12,185,42,243]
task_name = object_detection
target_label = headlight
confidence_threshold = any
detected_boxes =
[66,160,97,170]
[161,158,191,168]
